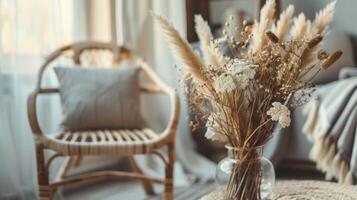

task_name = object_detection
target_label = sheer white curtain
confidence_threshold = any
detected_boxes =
[115,0,216,186]
[0,1,86,199]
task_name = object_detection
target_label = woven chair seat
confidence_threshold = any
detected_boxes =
[43,128,160,156]
[28,43,178,199]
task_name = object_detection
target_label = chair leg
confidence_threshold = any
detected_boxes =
[35,143,52,200]
[128,157,155,195]
[72,156,82,168]
[163,142,175,200]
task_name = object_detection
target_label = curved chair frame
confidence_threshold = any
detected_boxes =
[27,41,180,200]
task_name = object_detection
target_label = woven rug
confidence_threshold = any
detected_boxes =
[200,180,357,200]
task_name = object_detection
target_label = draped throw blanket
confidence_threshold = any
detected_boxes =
[303,77,357,184]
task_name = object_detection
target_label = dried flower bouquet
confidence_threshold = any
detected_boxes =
[154,0,341,199]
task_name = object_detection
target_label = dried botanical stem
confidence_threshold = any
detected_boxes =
[307,35,323,49]
[290,13,309,40]
[250,0,276,52]
[244,119,272,147]
[297,35,323,77]
[273,5,295,41]
[321,50,342,69]
[195,15,226,68]
[266,31,279,43]
[226,148,262,200]
[300,1,336,70]
[153,14,211,86]
[310,1,337,36]
[154,1,340,199]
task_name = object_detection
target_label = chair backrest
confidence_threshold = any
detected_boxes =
[35,41,137,90]
[29,41,178,138]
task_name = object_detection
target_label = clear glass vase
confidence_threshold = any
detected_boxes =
[216,145,275,200]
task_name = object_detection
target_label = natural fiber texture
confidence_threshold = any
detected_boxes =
[199,180,357,200]
[301,1,336,69]
[27,42,179,200]
[311,1,337,36]
[44,129,160,155]
[194,15,226,68]
[290,13,310,40]
[250,0,276,52]
[153,14,209,85]
[273,5,295,41]
[154,1,339,199]
[303,78,357,185]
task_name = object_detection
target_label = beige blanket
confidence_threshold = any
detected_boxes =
[303,77,357,184]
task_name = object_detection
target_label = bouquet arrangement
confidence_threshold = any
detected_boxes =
[154,0,341,199]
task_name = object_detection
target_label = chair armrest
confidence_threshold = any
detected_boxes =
[27,90,43,136]
[339,67,357,79]
[160,90,180,141]
[137,59,180,143]
[27,88,59,136]
[138,59,172,93]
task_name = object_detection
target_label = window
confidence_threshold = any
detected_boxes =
[0,0,74,55]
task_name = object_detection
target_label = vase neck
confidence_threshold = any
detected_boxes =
[226,146,263,159]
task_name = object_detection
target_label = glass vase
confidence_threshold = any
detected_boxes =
[216,145,275,200]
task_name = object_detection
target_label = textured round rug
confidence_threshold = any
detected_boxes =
[199,180,357,200]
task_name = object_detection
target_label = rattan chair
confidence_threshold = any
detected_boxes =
[27,42,180,200]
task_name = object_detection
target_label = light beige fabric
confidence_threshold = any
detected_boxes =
[303,77,357,184]
[55,66,145,131]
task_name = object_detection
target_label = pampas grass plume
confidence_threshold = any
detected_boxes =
[195,15,226,68]
[273,5,295,41]
[290,13,309,40]
[250,0,276,52]
[311,1,337,36]
[153,14,209,85]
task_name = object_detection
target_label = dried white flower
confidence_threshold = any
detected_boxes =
[205,127,228,142]
[227,59,258,89]
[205,115,228,142]
[290,88,316,108]
[204,128,215,139]
[267,102,291,128]
[236,76,250,89]
[213,73,237,92]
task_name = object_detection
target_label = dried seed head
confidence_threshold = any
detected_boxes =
[321,50,343,69]
[307,35,323,49]
[266,31,279,43]
[317,50,329,60]
[245,24,253,34]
